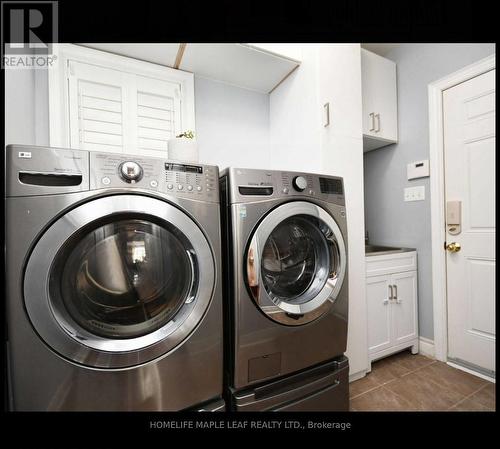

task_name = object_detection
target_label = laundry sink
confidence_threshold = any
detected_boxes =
[365,244,415,256]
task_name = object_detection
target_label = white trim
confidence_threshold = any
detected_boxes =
[48,43,195,148]
[34,69,49,145]
[418,337,435,359]
[349,371,367,383]
[369,341,419,363]
[428,53,495,362]
[447,361,495,383]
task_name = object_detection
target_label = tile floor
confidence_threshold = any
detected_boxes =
[349,350,495,411]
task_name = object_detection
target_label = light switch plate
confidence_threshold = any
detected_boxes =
[407,160,430,180]
[404,186,425,202]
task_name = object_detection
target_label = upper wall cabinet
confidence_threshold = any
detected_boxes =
[361,49,398,152]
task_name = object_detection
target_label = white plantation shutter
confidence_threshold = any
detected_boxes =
[135,75,182,157]
[68,61,126,152]
[66,60,184,156]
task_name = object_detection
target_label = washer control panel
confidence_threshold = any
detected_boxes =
[90,152,218,202]
[227,167,344,206]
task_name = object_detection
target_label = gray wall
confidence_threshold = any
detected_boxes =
[363,43,495,340]
[5,68,40,146]
[194,76,270,169]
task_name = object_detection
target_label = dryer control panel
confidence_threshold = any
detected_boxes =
[90,152,219,202]
[224,167,345,206]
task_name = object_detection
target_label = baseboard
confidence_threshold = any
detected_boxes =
[418,337,435,358]
[349,370,367,383]
[446,361,495,383]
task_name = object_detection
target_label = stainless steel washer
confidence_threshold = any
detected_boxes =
[220,168,349,410]
[5,144,223,411]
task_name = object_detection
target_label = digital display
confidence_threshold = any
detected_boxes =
[319,177,343,195]
[165,163,203,174]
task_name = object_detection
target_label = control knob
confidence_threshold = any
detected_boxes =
[119,161,143,183]
[292,176,308,192]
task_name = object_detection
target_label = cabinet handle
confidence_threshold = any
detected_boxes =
[324,102,330,127]
[375,113,380,132]
[369,112,375,131]
[388,285,393,302]
[394,284,401,303]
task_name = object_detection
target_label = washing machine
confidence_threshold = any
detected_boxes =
[220,168,349,411]
[5,144,223,411]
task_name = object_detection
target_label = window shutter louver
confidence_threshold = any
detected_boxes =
[67,61,184,157]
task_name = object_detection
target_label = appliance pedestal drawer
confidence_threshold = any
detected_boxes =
[230,356,349,411]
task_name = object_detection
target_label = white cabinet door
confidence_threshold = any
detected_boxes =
[366,275,393,353]
[361,49,377,136]
[391,271,418,346]
[361,49,398,148]
[318,44,364,141]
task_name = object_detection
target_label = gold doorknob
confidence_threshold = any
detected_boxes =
[446,242,461,252]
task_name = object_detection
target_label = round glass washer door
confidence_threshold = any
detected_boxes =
[24,195,215,369]
[246,201,346,326]
[52,218,195,340]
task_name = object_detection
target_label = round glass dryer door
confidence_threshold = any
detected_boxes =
[246,201,346,325]
[24,195,215,369]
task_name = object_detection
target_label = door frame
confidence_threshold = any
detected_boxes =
[428,53,495,362]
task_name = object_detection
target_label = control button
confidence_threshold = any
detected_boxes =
[119,161,143,183]
[196,186,202,192]
[101,176,111,185]
[167,183,174,190]
[282,187,289,194]
[150,180,158,188]
[292,176,308,192]
[187,185,193,191]
[309,190,315,195]
[177,184,183,190]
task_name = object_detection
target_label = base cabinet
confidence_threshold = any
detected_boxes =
[366,252,418,366]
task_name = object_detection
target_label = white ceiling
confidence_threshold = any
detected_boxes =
[361,44,400,57]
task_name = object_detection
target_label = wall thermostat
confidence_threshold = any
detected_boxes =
[407,160,430,180]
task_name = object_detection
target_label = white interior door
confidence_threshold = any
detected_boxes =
[443,68,495,375]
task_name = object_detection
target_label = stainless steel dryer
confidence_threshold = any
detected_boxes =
[220,168,349,411]
[5,144,223,411]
